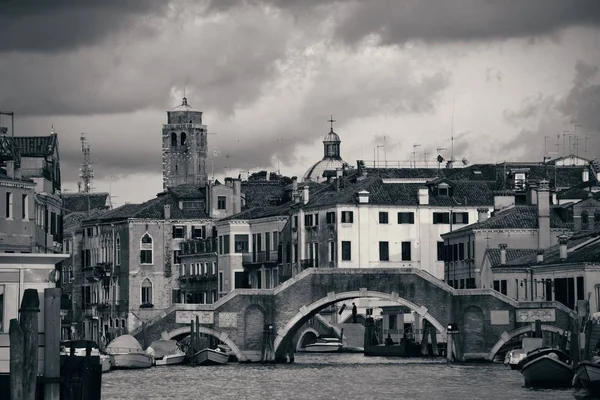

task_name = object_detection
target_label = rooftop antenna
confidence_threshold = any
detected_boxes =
[412,144,421,168]
[78,133,93,193]
[436,147,447,170]
[544,136,550,160]
[450,99,455,164]
[562,130,572,157]
[383,136,387,167]
[423,149,429,168]
[211,149,220,181]
[376,145,384,168]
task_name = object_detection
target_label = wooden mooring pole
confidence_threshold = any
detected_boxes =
[44,288,61,400]
[9,319,24,400]
[18,289,40,400]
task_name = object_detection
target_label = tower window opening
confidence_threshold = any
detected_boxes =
[181,132,187,146]
[171,132,177,147]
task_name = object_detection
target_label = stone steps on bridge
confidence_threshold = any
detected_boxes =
[334,323,365,348]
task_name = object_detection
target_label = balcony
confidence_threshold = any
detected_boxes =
[300,259,317,269]
[20,167,53,181]
[181,238,218,255]
[242,251,280,266]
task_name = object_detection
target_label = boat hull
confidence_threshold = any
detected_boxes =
[194,349,229,365]
[155,353,186,366]
[101,355,111,372]
[576,362,600,395]
[110,353,154,369]
[304,344,342,353]
[521,356,573,387]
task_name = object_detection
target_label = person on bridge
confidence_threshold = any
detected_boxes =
[352,303,357,323]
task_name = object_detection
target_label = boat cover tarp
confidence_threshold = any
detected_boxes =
[60,340,99,349]
[106,335,143,352]
[148,340,179,359]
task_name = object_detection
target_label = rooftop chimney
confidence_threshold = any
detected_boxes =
[164,204,171,220]
[537,180,551,249]
[528,183,538,205]
[357,190,370,204]
[336,168,343,191]
[536,249,544,264]
[418,188,429,205]
[499,244,507,265]
[477,207,489,223]
[302,185,309,205]
[583,169,590,182]
[559,234,568,261]
[233,179,241,214]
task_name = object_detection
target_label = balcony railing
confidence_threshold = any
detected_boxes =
[20,167,52,181]
[242,250,279,265]
[300,259,317,269]
[181,238,218,255]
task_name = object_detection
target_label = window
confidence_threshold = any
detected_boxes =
[172,226,185,239]
[219,272,224,292]
[140,233,153,264]
[341,211,354,223]
[217,196,226,210]
[173,250,181,264]
[234,234,249,253]
[433,212,450,224]
[452,212,469,224]
[326,212,336,224]
[141,279,153,305]
[342,241,351,261]
[397,212,414,224]
[304,214,313,226]
[191,226,203,239]
[272,231,278,250]
[329,241,335,263]
[458,243,465,260]
[180,132,187,146]
[5,192,12,219]
[582,211,590,224]
[438,187,449,196]
[493,280,507,295]
[234,271,246,289]
[293,215,298,228]
[401,242,411,261]
[314,213,319,226]
[115,236,121,265]
[379,212,389,224]
[223,235,230,254]
[437,242,445,261]
[379,241,389,261]
[171,132,177,146]
[21,194,28,220]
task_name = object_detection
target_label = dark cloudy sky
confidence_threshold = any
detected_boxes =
[1,1,599,205]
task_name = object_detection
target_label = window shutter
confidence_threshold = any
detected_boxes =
[409,213,414,224]
[463,212,469,224]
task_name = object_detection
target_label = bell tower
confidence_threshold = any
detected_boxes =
[162,97,208,189]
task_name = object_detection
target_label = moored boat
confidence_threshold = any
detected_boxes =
[520,347,573,388]
[504,349,527,370]
[304,337,343,353]
[106,335,154,369]
[576,357,600,395]
[194,348,229,365]
[147,340,186,366]
[60,340,112,373]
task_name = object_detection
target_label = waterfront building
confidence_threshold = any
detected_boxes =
[442,181,573,289]
[481,230,600,313]
[178,236,218,304]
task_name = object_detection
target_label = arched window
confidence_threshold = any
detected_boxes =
[581,210,590,230]
[109,318,113,328]
[115,318,119,328]
[122,319,126,332]
[140,233,153,264]
[141,278,153,305]
[595,210,600,222]
[175,164,178,173]
[180,132,187,146]
[171,132,177,147]
[115,236,121,266]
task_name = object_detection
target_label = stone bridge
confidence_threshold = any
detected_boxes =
[133,268,575,363]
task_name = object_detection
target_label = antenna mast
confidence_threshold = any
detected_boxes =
[450,100,455,164]
[78,133,93,193]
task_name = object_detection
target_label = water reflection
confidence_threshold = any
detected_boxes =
[103,354,595,400]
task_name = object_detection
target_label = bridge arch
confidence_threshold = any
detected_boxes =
[273,290,447,359]
[163,326,246,362]
[486,324,569,361]
[296,328,320,352]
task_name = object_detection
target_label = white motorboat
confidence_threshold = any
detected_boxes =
[60,340,112,373]
[147,340,186,366]
[504,349,527,370]
[304,337,343,353]
[106,335,154,369]
[520,347,573,388]
[194,348,229,365]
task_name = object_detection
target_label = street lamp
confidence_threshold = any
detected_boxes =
[0,111,15,179]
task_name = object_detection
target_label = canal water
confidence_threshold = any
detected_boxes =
[102,354,597,399]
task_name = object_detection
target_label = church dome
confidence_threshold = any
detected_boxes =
[302,117,346,183]
[302,158,346,183]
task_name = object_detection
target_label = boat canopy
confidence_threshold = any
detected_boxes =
[106,335,144,353]
[148,340,180,359]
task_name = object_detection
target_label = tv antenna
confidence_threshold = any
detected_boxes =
[78,133,94,193]
[412,144,421,168]
[450,100,456,164]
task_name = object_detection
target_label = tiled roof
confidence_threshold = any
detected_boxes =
[448,205,572,235]
[219,202,292,221]
[64,209,110,235]
[486,248,540,268]
[241,181,288,209]
[167,184,206,200]
[62,193,110,215]
[12,134,58,157]
[499,231,600,267]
